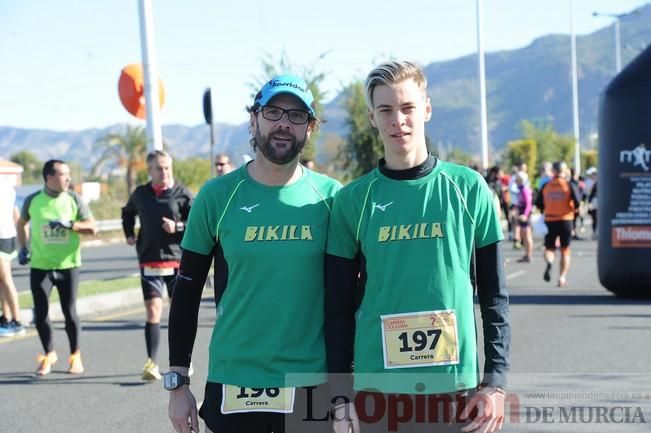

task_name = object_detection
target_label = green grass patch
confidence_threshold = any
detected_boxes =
[18,276,140,309]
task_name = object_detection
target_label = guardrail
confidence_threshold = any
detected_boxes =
[96,219,139,232]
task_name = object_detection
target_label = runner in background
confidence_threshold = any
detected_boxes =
[16,159,97,375]
[122,150,194,381]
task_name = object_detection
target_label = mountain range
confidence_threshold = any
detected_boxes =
[1,4,650,168]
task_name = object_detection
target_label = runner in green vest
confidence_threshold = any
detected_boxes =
[16,159,97,376]
[326,61,511,433]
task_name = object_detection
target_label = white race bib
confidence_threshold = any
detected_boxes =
[380,310,460,369]
[221,384,295,414]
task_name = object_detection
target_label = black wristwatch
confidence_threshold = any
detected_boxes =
[163,371,190,391]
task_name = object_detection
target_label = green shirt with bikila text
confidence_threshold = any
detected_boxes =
[327,160,503,394]
[181,164,341,388]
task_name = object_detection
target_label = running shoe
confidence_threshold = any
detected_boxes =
[517,256,531,263]
[68,351,84,374]
[142,358,161,381]
[0,320,26,337]
[36,351,58,376]
[543,262,552,282]
[558,276,567,287]
[0,315,7,327]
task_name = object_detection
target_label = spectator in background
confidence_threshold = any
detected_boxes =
[537,161,553,190]
[16,159,98,375]
[122,150,194,381]
[515,171,534,263]
[0,180,25,337]
[214,154,233,177]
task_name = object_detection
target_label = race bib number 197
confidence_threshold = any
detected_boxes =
[380,310,460,369]
[221,385,295,414]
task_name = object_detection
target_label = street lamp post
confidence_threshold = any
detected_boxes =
[570,0,581,174]
[476,0,489,171]
[592,10,640,74]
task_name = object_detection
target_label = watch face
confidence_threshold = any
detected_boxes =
[164,372,179,390]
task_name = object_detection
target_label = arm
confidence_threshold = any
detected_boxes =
[535,184,545,213]
[325,254,358,397]
[522,187,533,219]
[168,248,212,433]
[72,217,98,235]
[121,193,138,241]
[16,217,29,249]
[461,241,510,433]
[326,253,361,433]
[569,182,581,210]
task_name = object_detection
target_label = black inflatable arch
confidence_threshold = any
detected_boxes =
[598,44,651,297]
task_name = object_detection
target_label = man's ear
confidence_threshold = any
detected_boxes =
[424,97,432,122]
[249,112,257,135]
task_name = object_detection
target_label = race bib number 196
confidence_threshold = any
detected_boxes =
[221,385,295,414]
[380,310,460,369]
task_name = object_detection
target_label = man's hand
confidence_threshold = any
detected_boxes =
[18,247,30,265]
[333,402,361,433]
[162,217,176,234]
[460,387,505,433]
[168,386,200,433]
[126,236,136,246]
[49,220,74,230]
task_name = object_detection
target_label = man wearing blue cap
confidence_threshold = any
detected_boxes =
[166,74,340,433]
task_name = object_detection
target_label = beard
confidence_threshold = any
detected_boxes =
[254,129,307,165]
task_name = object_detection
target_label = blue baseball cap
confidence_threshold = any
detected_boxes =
[254,74,315,117]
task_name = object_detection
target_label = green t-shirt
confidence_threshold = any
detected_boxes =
[181,164,341,388]
[327,160,503,394]
[22,189,92,270]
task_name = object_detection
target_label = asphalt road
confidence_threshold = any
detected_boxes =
[11,243,139,293]
[2,234,651,432]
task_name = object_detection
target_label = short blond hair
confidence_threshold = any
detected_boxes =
[364,61,428,110]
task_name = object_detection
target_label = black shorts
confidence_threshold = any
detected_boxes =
[544,220,573,250]
[139,267,177,300]
[199,382,332,433]
[0,237,17,259]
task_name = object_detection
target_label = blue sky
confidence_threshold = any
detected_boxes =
[0,0,648,131]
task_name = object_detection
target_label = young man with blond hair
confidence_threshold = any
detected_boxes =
[326,61,511,433]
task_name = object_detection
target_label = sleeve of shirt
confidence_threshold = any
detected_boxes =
[121,192,137,239]
[471,175,504,248]
[21,192,38,222]
[180,185,218,255]
[326,190,359,259]
[475,241,511,389]
[535,184,546,212]
[168,248,212,367]
[69,191,93,220]
[181,188,195,222]
[570,182,581,209]
[325,254,357,402]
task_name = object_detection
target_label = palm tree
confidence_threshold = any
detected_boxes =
[92,124,147,194]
